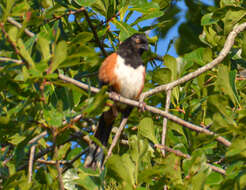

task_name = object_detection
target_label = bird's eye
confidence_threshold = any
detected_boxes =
[135,38,141,44]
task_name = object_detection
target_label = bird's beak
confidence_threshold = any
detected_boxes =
[140,44,149,52]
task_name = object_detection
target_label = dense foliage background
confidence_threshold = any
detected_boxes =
[1,0,246,189]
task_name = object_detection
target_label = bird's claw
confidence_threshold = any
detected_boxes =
[138,101,146,112]
[111,91,121,101]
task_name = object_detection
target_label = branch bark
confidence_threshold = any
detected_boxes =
[0,57,23,64]
[104,117,129,165]
[140,22,246,101]
[7,17,35,38]
[28,145,36,183]
[155,144,226,175]
[161,89,171,156]
[58,74,231,147]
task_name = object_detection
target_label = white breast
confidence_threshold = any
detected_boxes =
[114,55,145,99]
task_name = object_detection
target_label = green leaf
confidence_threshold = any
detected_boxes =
[164,55,179,102]
[82,86,108,117]
[0,115,10,125]
[112,19,138,41]
[12,1,30,16]
[38,36,51,60]
[152,68,171,84]
[8,27,18,43]
[201,13,218,26]
[229,70,240,105]
[130,0,161,14]
[73,0,97,6]
[138,117,158,144]
[72,89,82,107]
[183,48,212,66]
[50,41,67,73]
[216,64,240,106]
[205,172,223,185]
[56,143,71,160]
[107,154,135,188]
[63,169,80,190]
[91,0,107,16]
[43,107,63,127]
[209,95,237,127]
[222,9,246,34]
[24,36,36,54]
[71,32,93,44]
[17,39,35,67]
[67,147,82,160]
[74,170,99,190]
[130,11,163,26]
[160,154,183,185]
[226,138,246,158]
[8,134,26,145]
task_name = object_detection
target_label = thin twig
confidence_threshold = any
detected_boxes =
[62,148,89,173]
[139,22,246,101]
[28,131,48,145]
[37,159,68,165]
[53,129,65,190]
[103,117,129,165]
[0,57,23,64]
[46,7,85,23]
[56,160,65,190]
[28,145,36,183]
[155,144,226,175]
[155,144,190,159]
[161,90,171,157]
[58,74,231,147]
[7,17,35,38]
[0,22,30,67]
[82,9,107,57]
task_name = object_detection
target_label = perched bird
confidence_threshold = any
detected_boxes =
[84,33,148,169]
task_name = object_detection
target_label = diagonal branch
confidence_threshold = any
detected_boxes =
[82,8,107,57]
[155,144,226,175]
[45,7,85,23]
[140,22,246,101]
[58,74,231,147]
[103,117,129,165]
[0,22,30,67]
[7,17,35,38]
[0,57,23,64]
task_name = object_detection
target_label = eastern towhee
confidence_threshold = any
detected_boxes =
[84,33,149,169]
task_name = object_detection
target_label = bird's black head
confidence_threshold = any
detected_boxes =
[118,33,149,55]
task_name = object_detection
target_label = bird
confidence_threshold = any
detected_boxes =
[84,33,149,169]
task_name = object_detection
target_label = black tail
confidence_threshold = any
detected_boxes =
[84,106,132,169]
[84,108,116,169]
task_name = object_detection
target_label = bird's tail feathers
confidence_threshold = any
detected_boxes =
[84,110,115,169]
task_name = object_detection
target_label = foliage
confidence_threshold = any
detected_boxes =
[1,0,246,189]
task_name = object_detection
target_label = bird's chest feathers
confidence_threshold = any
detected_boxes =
[114,56,145,99]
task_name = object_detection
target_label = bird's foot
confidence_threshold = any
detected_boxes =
[138,101,146,112]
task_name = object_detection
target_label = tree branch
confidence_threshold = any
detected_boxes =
[0,22,30,67]
[0,57,23,64]
[7,17,35,38]
[161,89,171,156]
[82,8,107,57]
[46,7,85,23]
[28,145,36,183]
[140,22,246,101]
[104,117,129,165]
[155,144,226,175]
[58,74,231,147]
[28,131,48,145]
